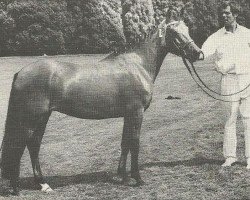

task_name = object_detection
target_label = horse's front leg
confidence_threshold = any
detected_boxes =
[118,107,144,186]
[117,118,131,184]
[129,108,144,186]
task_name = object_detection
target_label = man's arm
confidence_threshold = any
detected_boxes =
[196,49,223,68]
[196,35,221,64]
[234,33,250,75]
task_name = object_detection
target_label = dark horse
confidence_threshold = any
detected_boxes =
[1,20,202,195]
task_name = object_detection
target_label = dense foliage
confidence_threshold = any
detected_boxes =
[0,0,249,56]
[182,0,219,46]
[121,0,155,48]
[0,0,125,56]
[67,0,126,54]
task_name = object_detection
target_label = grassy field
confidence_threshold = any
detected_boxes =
[0,54,249,200]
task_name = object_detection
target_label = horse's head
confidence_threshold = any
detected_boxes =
[159,20,202,62]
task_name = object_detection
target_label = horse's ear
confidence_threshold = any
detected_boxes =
[158,19,166,38]
[158,19,166,29]
[159,29,163,38]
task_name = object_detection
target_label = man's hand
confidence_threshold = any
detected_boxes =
[196,50,223,64]
[214,49,223,62]
[216,63,236,75]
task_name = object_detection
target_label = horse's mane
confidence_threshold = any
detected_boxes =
[103,4,184,60]
[102,19,167,60]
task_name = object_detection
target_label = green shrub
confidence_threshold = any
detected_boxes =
[0,0,250,56]
[69,0,125,54]
[0,10,15,56]
[121,0,155,48]
[6,0,67,55]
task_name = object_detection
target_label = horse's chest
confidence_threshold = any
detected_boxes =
[133,73,153,107]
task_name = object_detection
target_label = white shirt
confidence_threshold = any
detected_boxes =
[202,24,250,75]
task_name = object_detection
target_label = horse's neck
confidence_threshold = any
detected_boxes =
[136,39,168,82]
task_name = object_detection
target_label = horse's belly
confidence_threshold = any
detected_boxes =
[60,110,123,119]
[55,95,125,119]
[57,104,124,119]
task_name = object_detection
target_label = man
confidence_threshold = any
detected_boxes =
[201,1,250,168]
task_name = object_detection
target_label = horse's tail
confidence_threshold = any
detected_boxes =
[1,73,27,180]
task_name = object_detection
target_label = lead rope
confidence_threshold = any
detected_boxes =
[182,56,250,102]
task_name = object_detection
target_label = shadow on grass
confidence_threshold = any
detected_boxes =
[141,157,224,168]
[16,157,245,191]
[20,171,117,191]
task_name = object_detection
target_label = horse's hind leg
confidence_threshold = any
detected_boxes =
[26,112,53,192]
[8,146,26,196]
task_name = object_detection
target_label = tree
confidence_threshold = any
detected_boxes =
[0,0,250,56]
[181,0,219,46]
[0,10,15,56]
[70,0,125,54]
[121,0,155,48]
[0,0,15,10]
[152,0,185,24]
[6,0,67,55]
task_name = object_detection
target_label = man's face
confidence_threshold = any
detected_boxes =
[221,6,237,26]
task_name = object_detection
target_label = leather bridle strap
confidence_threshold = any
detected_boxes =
[172,38,196,57]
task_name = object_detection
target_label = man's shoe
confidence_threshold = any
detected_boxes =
[247,158,250,169]
[222,157,237,167]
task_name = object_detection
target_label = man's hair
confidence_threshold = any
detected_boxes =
[219,1,240,15]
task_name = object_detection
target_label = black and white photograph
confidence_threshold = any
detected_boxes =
[0,0,250,199]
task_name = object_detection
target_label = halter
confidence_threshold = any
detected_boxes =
[173,39,195,57]
[164,21,197,58]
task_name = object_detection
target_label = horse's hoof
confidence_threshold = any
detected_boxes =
[117,169,129,184]
[135,179,145,187]
[117,168,126,176]
[10,185,20,196]
[130,173,145,186]
[10,189,19,196]
[40,183,53,193]
[121,176,130,186]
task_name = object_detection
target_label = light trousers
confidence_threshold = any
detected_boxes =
[221,74,250,158]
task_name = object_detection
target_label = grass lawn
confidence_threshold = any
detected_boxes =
[0,54,249,200]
